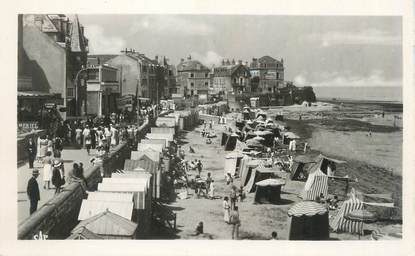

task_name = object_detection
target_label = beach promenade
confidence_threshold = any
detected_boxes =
[17,147,95,223]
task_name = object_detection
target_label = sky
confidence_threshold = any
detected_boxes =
[78,15,402,87]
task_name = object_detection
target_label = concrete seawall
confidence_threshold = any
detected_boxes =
[18,119,151,240]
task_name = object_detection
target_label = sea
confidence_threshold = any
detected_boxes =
[313,86,402,103]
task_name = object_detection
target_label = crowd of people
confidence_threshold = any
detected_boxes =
[24,112,148,216]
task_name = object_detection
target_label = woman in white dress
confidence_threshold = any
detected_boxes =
[36,136,42,162]
[43,151,52,189]
[208,180,215,199]
[46,136,53,154]
[96,127,103,147]
[223,196,230,223]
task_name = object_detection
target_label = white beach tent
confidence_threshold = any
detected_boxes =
[151,127,175,135]
[102,177,150,190]
[224,151,244,177]
[137,143,163,153]
[98,183,147,210]
[330,191,364,234]
[300,169,328,200]
[156,117,176,127]
[141,138,167,148]
[131,149,161,163]
[87,192,134,203]
[78,199,134,221]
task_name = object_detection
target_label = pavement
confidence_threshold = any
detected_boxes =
[17,147,97,224]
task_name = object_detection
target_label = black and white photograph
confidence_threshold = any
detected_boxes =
[14,13,405,242]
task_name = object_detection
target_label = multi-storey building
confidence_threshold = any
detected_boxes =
[85,64,120,116]
[249,56,284,93]
[18,14,89,120]
[103,50,163,104]
[211,59,251,98]
[176,56,211,100]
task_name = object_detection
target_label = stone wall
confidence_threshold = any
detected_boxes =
[18,119,151,240]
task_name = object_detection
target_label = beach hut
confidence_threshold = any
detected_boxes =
[290,155,317,181]
[137,143,163,153]
[156,117,176,128]
[87,191,135,203]
[221,132,229,146]
[131,149,161,163]
[288,201,329,240]
[244,165,279,193]
[330,191,365,234]
[238,155,251,184]
[67,226,103,240]
[151,127,175,136]
[240,159,263,186]
[224,133,239,151]
[300,169,328,201]
[97,183,147,210]
[78,199,134,221]
[224,151,244,177]
[254,178,286,204]
[146,133,174,146]
[73,210,138,239]
[141,139,166,149]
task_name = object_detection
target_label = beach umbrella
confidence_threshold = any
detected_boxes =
[252,136,265,141]
[345,209,377,239]
[246,139,263,148]
[284,132,300,139]
[254,130,273,136]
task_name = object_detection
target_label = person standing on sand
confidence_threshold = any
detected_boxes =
[230,206,241,240]
[223,197,231,223]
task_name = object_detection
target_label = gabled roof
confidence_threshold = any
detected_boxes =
[74,210,137,237]
[67,226,103,240]
[258,56,277,63]
[88,54,119,65]
[213,64,250,77]
[70,15,87,53]
[177,59,209,72]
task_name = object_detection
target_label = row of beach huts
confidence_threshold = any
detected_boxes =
[68,110,199,240]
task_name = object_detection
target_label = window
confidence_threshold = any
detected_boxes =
[67,88,75,97]
[191,82,194,87]
[190,73,194,78]
[205,73,209,78]
[205,82,209,86]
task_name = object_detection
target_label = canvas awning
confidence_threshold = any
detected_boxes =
[288,201,328,217]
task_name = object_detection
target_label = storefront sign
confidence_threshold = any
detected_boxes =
[18,122,39,130]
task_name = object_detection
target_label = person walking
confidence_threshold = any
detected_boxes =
[46,135,53,155]
[104,126,112,147]
[230,185,238,210]
[223,196,231,223]
[27,169,40,215]
[85,134,92,155]
[27,137,37,169]
[82,125,91,149]
[52,160,64,194]
[208,180,215,199]
[205,172,212,195]
[75,126,83,146]
[196,160,203,176]
[90,127,97,149]
[230,206,241,240]
[42,151,52,189]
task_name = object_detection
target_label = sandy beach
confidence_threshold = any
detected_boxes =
[151,100,402,240]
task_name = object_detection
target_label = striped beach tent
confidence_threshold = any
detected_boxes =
[301,169,328,200]
[330,192,364,234]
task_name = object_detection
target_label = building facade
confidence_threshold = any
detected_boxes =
[211,59,251,98]
[19,14,89,120]
[176,56,211,100]
[103,50,166,104]
[85,64,120,116]
[249,56,284,93]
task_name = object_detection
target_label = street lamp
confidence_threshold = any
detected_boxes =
[74,66,88,116]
